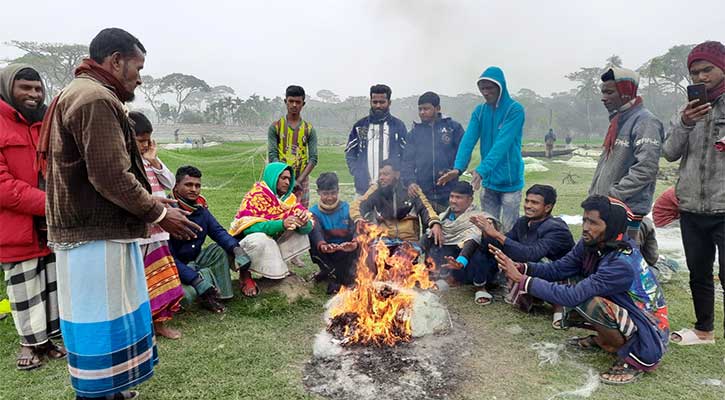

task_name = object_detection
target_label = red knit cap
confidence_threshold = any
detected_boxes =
[688,41,725,71]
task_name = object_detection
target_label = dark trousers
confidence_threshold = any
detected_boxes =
[451,246,498,286]
[680,212,725,333]
[310,247,358,286]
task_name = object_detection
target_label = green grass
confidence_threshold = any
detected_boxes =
[1,143,723,400]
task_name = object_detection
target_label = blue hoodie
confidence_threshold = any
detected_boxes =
[454,67,525,192]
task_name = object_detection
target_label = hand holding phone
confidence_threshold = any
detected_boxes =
[683,84,712,126]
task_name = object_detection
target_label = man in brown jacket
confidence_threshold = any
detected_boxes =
[43,28,199,400]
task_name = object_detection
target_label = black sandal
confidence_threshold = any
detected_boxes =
[566,335,602,352]
[599,360,643,385]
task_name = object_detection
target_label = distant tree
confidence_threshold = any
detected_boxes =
[187,85,236,110]
[159,73,211,121]
[638,44,694,95]
[566,67,603,136]
[605,55,623,68]
[158,103,176,123]
[137,75,170,123]
[316,89,341,103]
[4,41,88,97]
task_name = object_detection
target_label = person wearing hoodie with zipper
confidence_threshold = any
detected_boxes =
[0,64,66,371]
[439,67,526,232]
[402,91,465,213]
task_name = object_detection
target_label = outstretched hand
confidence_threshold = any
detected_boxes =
[437,170,459,186]
[407,183,421,198]
[430,223,443,247]
[489,243,523,283]
[442,255,464,270]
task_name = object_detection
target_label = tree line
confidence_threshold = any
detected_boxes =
[3,40,694,138]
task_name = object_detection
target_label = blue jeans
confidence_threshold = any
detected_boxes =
[480,188,522,232]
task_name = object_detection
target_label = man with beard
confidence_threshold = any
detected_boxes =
[42,28,200,400]
[663,41,725,346]
[589,67,664,242]
[495,195,669,385]
[351,159,442,244]
[345,84,407,196]
[0,65,66,371]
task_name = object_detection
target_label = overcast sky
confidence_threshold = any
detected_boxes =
[1,0,723,100]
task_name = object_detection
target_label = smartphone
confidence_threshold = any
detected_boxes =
[687,83,709,106]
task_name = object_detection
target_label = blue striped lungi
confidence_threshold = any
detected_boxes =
[55,240,157,398]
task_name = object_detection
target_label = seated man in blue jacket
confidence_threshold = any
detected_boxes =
[476,184,575,323]
[402,91,465,213]
[168,165,248,313]
[444,185,574,306]
[308,172,358,294]
[494,195,669,385]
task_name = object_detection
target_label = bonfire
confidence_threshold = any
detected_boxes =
[327,223,436,347]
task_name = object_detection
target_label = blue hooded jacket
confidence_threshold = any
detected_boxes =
[454,67,525,192]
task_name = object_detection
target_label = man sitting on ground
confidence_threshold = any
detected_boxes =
[421,181,483,274]
[476,184,575,321]
[495,195,669,385]
[351,159,442,245]
[229,162,313,296]
[308,172,358,294]
[169,165,248,313]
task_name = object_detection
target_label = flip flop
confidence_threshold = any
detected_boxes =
[474,290,493,305]
[670,328,715,346]
[40,341,67,360]
[599,360,643,385]
[566,335,602,352]
[241,275,259,298]
[16,347,43,371]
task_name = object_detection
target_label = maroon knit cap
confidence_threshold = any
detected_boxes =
[688,41,725,71]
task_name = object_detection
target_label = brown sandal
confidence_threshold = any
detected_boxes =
[39,340,67,360]
[16,346,43,371]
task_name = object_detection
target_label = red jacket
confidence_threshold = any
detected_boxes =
[0,99,50,262]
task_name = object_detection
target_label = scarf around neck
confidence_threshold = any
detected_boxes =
[172,191,208,212]
[603,96,643,158]
[36,59,134,177]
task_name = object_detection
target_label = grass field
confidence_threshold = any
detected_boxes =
[1,142,723,400]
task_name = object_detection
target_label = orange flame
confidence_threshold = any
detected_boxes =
[328,222,435,346]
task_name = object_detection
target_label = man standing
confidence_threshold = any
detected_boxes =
[402,91,465,212]
[0,64,65,371]
[589,67,664,242]
[663,41,725,346]
[346,84,407,196]
[440,66,526,232]
[43,28,199,400]
[267,85,317,209]
[544,128,556,158]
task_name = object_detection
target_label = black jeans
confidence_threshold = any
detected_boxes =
[680,212,725,333]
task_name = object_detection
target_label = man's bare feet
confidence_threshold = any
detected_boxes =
[154,322,182,340]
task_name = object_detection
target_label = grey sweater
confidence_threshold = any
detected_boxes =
[589,104,665,216]
[662,96,725,214]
